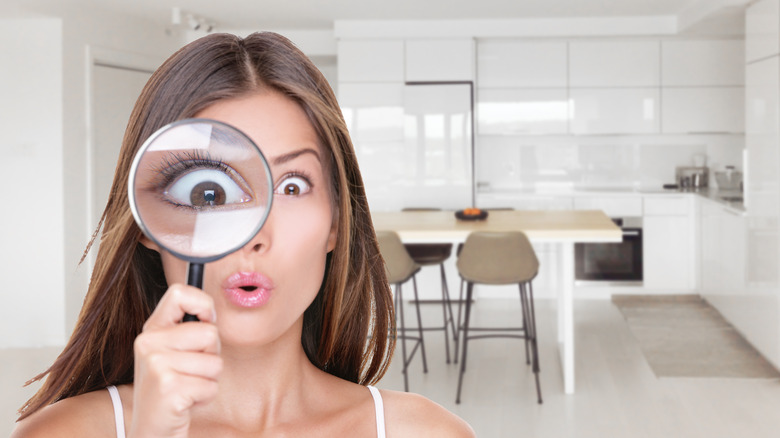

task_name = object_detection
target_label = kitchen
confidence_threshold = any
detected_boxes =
[2,0,780,436]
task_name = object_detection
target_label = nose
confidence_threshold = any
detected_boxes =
[242,214,272,255]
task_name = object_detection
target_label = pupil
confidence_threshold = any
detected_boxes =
[191,181,226,206]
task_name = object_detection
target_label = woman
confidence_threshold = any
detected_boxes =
[12,32,474,437]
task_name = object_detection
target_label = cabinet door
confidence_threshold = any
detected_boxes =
[337,40,404,82]
[662,40,744,86]
[569,40,660,87]
[746,57,780,217]
[338,83,405,142]
[572,196,643,217]
[405,39,474,82]
[661,87,745,134]
[746,0,780,63]
[699,199,721,295]
[477,88,569,135]
[644,216,693,290]
[570,88,660,134]
[477,40,567,88]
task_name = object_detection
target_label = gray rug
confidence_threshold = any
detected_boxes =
[612,294,780,379]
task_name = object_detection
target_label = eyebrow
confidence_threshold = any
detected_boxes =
[270,147,322,166]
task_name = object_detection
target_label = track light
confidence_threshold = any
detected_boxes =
[169,7,216,33]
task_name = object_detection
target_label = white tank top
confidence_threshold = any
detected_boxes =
[106,385,387,438]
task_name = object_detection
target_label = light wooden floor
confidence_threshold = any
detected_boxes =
[4,299,780,437]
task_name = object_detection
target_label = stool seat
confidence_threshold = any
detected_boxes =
[455,230,543,405]
[404,243,453,265]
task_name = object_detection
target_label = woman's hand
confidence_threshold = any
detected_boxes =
[129,284,223,438]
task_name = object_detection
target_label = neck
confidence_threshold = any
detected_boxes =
[194,318,321,430]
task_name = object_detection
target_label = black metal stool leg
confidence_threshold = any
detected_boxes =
[454,276,465,364]
[525,282,543,404]
[519,284,531,365]
[455,282,474,404]
[396,283,410,392]
[411,276,428,373]
[439,264,452,364]
[441,264,458,344]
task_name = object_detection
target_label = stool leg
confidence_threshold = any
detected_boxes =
[455,282,474,404]
[454,276,465,364]
[439,264,452,364]
[396,282,410,392]
[519,284,531,365]
[411,275,428,373]
[525,281,543,404]
[441,264,458,344]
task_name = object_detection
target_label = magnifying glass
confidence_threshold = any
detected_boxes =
[128,118,273,321]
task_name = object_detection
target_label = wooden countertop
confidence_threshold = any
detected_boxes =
[371,209,622,243]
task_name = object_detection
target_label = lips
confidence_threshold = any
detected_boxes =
[222,271,273,308]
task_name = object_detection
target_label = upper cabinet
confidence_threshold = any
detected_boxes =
[746,0,780,63]
[569,41,660,87]
[477,40,567,88]
[570,88,659,135]
[337,40,405,82]
[662,40,744,86]
[405,39,475,82]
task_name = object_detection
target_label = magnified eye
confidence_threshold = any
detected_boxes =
[165,168,252,209]
[275,175,311,196]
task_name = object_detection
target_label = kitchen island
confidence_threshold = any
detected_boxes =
[371,209,622,394]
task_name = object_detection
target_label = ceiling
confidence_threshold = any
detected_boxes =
[7,0,741,31]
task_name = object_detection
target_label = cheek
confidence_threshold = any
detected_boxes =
[159,251,189,285]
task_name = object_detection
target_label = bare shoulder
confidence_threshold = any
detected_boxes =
[11,388,116,438]
[379,389,475,438]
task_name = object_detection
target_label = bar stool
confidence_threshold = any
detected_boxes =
[376,230,428,392]
[402,207,457,363]
[455,231,543,404]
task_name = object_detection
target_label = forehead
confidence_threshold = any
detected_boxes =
[194,91,321,160]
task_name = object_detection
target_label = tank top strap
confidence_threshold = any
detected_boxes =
[367,385,386,438]
[106,385,126,438]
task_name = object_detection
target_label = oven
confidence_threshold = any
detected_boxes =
[575,217,643,285]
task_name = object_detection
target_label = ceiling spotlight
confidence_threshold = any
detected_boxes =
[187,14,201,31]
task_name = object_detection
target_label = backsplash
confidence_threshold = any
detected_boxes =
[476,135,744,191]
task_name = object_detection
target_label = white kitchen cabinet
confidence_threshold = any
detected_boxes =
[643,196,694,291]
[746,0,780,63]
[745,56,780,217]
[477,88,569,135]
[405,39,474,82]
[569,40,660,87]
[338,83,405,142]
[477,39,568,88]
[573,196,643,217]
[337,40,405,82]
[661,40,745,87]
[661,87,745,134]
[570,88,660,135]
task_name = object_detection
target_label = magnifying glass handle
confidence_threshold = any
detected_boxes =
[183,262,204,322]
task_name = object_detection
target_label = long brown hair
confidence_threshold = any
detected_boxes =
[19,32,394,419]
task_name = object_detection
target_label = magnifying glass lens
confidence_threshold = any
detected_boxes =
[130,119,272,264]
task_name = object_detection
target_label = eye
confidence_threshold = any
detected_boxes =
[275,175,311,196]
[165,168,252,208]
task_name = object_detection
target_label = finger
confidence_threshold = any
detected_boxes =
[136,323,221,356]
[145,284,216,329]
[141,350,223,382]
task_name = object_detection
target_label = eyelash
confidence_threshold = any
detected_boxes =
[153,150,232,189]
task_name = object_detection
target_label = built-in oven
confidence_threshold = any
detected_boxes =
[575,217,643,285]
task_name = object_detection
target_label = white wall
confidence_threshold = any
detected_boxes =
[0,18,65,347]
[0,8,181,348]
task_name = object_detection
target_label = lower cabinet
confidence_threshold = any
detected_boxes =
[699,198,746,298]
[642,196,695,291]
